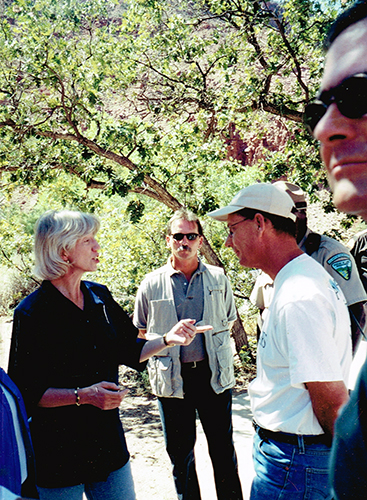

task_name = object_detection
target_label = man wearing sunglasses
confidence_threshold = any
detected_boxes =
[304,2,367,222]
[133,208,243,500]
[307,2,367,499]
[209,183,352,500]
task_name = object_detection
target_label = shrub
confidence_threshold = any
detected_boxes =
[0,266,38,315]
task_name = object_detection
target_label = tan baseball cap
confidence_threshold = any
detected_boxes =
[208,183,297,222]
[273,181,307,210]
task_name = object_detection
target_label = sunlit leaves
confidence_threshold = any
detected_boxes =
[0,0,358,311]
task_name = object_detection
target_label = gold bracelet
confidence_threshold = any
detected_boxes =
[75,387,81,406]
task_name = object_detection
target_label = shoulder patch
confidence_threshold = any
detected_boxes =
[327,253,352,280]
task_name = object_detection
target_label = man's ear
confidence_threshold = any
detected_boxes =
[254,213,266,231]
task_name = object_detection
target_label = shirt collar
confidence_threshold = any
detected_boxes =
[166,256,206,277]
[42,280,104,307]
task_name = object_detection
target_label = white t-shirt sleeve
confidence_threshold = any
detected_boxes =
[281,298,346,387]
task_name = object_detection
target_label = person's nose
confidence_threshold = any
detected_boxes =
[225,234,232,248]
[92,238,100,251]
[313,102,355,144]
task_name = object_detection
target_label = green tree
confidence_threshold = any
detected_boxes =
[0,0,350,204]
[0,0,354,348]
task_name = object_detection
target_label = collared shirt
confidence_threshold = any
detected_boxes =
[134,258,237,398]
[299,229,367,306]
[169,258,205,363]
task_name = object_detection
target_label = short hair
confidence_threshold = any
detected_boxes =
[325,1,367,49]
[34,210,100,281]
[236,208,296,238]
[167,208,203,236]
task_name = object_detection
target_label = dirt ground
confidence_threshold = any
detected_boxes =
[120,370,254,500]
[0,316,255,500]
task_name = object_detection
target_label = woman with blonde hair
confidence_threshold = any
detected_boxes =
[8,210,210,500]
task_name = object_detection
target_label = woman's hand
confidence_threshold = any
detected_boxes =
[139,320,213,362]
[37,381,129,410]
[164,319,213,346]
[79,381,129,410]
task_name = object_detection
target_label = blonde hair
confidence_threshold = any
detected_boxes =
[34,210,100,280]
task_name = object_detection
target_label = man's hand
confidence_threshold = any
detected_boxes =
[306,380,349,436]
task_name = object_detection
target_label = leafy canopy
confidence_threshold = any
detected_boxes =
[0,0,356,343]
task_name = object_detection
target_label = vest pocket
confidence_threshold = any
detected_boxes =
[217,346,235,387]
[147,356,174,397]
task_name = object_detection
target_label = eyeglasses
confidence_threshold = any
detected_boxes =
[303,73,367,134]
[227,218,249,237]
[171,233,200,241]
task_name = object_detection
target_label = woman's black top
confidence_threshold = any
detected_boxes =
[8,280,147,488]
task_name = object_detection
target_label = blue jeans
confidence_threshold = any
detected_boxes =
[250,428,333,500]
[37,461,136,500]
[158,359,243,500]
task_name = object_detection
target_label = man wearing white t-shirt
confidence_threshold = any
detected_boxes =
[208,183,352,500]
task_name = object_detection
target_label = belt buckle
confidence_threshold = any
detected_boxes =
[191,361,197,369]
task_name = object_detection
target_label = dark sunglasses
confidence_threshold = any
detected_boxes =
[172,233,200,241]
[303,72,367,134]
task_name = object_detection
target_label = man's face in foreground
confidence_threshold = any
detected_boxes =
[313,19,367,220]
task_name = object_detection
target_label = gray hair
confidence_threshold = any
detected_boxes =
[34,210,100,280]
[166,208,203,236]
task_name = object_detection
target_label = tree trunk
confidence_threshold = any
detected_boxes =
[232,311,249,353]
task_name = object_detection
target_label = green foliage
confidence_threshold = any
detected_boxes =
[238,335,257,370]
[92,199,170,313]
[0,0,358,332]
[234,335,257,385]
[0,0,353,206]
[0,265,38,314]
[126,199,145,223]
[0,200,35,273]
[119,365,152,396]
